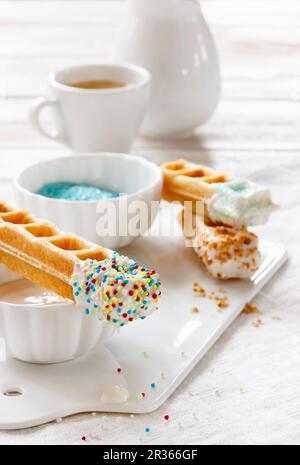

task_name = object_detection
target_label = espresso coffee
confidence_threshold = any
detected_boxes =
[68,80,126,89]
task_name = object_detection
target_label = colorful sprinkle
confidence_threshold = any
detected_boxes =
[71,253,161,328]
[164,415,170,421]
[150,383,156,389]
[81,436,87,441]
[117,368,122,374]
[145,427,150,433]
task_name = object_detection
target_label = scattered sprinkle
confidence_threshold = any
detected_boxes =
[81,436,87,442]
[217,296,229,310]
[192,282,229,311]
[164,415,170,421]
[193,282,206,297]
[145,427,150,433]
[240,387,246,394]
[252,318,263,328]
[150,383,156,389]
[117,367,122,374]
[243,303,260,315]
[191,306,200,314]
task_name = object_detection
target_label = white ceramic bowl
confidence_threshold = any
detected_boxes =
[14,153,162,249]
[0,279,114,364]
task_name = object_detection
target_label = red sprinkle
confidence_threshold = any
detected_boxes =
[141,392,146,398]
[128,290,134,296]
[81,436,87,441]
[164,415,169,421]
[122,313,127,318]
[117,368,122,374]
[107,315,111,321]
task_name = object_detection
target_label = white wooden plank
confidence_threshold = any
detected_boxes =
[0,1,300,28]
[0,25,114,57]
[0,99,298,151]
[0,24,299,101]
[2,59,300,101]
[1,22,300,59]
[0,1,298,102]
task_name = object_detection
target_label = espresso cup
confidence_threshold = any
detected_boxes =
[30,63,151,152]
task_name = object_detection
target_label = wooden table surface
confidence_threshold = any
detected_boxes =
[0,0,299,445]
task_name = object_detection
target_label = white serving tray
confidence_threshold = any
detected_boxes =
[0,207,287,430]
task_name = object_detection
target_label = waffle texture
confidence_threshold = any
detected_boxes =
[0,202,108,300]
[161,159,231,203]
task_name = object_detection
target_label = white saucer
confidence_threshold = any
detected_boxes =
[0,207,287,429]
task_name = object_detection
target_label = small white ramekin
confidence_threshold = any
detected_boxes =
[0,279,114,365]
[14,153,162,249]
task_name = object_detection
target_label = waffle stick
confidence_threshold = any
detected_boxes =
[161,159,231,204]
[0,202,109,300]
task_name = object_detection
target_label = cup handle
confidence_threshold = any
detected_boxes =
[29,96,68,144]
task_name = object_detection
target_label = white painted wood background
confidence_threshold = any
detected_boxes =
[0,0,299,445]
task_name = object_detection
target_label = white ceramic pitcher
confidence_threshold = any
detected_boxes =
[114,0,221,139]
